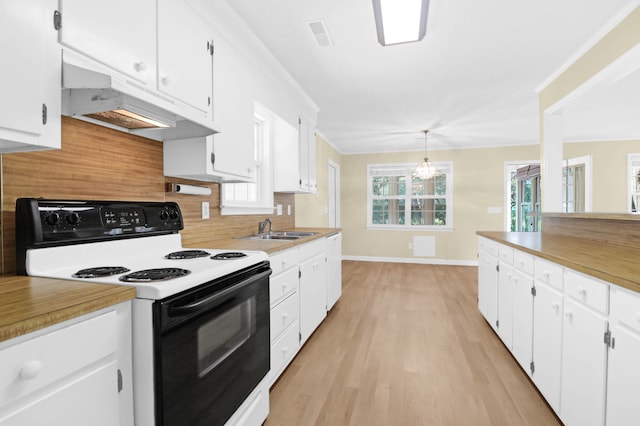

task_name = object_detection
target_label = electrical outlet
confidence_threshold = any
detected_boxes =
[276,204,283,215]
[201,202,210,219]
[287,205,291,215]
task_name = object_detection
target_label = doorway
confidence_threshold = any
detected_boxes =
[328,160,340,228]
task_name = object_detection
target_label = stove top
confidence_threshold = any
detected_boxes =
[16,199,268,300]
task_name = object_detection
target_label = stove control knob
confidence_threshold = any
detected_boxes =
[67,212,80,226]
[169,209,179,220]
[159,210,169,221]
[45,212,60,226]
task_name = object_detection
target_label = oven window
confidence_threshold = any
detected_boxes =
[197,296,256,378]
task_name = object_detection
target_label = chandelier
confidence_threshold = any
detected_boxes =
[412,129,440,179]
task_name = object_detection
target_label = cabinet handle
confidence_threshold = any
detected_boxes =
[565,311,574,321]
[133,61,147,72]
[161,75,172,86]
[577,287,587,297]
[543,271,550,281]
[551,301,560,311]
[282,282,288,292]
[282,347,288,357]
[20,360,43,380]
[282,312,288,322]
[282,260,287,268]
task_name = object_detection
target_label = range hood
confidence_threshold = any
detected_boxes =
[61,62,217,141]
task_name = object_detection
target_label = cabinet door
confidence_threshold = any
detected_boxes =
[606,287,640,425]
[157,0,213,113]
[58,0,155,85]
[299,252,327,344]
[210,35,254,180]
[511,269,534,375]
[606,325,640,425]
[0,361,119,426]
[326,234,342,310]
[0,0,60,151]
[497,262,513,349]
[560,298,608,426]
[532,282,563,413]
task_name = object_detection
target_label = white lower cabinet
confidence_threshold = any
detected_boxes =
[532,257,565,414]
[511,267,534,375]
[326,232,342,310]
[299,239,327,345]
[497,260,514,349]
[0,305,132,426]
[606,286,640,425]
[268,235,339,386]
[477,238,640,426]
[478,238,499,332]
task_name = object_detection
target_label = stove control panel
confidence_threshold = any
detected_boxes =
[16,198,184,245]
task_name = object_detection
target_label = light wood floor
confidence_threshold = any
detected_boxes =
[265,261,562,426]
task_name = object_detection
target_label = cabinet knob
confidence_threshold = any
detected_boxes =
[133,61,147,72]
[282,283,288,292]
[551,301,560,311]
[20,360,43,380]
[282,312,288,322]
[161,75,172,86]
[565,311,574,321]
[577,287,587,297]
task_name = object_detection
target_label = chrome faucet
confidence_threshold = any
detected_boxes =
[258,218,272,235]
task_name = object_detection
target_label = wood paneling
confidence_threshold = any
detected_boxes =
[1,117,295,274]
[266,261,561,425]
[540,213,640,250]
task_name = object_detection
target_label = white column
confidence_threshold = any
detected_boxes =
[541,112,564,212]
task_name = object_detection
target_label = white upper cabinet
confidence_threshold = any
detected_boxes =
[157,0,213,113]
[273,114,317,193]
[209,35,255,180]
[58,0,156,86]
[58,0,213,119]
[0,0,60,152]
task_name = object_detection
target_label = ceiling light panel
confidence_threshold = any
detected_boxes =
[373,0,429,46]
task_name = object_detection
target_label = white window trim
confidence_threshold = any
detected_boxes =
[220,105,275,216]
[366,162,453,231]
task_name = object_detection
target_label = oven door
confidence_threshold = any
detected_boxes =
[153,261,271,426]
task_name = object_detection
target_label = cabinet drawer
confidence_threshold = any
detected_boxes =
[479,238,499,258]
[498,245,514,265]
[270,291,299,342]
[513,250,534,276]
[611,286,640,334]
[269,248,299,276]
[299,239,325,261]
[0,311,117,407]
[270,322,299,383]
[535,258,563,291]
[564,269,609,314]
[270,267,299,307]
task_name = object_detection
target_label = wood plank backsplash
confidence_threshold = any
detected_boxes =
[1,116,294,275]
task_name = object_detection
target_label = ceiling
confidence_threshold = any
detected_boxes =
[225,0,637,154]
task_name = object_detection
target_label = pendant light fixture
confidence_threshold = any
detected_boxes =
[413,129,440,179]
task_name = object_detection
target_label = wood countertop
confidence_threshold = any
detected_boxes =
[185,227,342,255]
[477,231,640,294]
[0,275,136,343]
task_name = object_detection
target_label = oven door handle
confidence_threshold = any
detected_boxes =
[167,269,271,316]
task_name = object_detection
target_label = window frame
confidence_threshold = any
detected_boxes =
[366,162,453,231]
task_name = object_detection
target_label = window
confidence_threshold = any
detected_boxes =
[629,154,640,213]
[220,107,274,215]
[367,162,453,230]
[506,162,541,232]
[562,155,591,213]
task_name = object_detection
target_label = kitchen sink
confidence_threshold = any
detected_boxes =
[234,231,318,241]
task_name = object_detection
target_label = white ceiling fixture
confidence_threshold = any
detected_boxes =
[372,0,430,46]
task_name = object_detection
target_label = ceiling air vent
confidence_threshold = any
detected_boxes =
[307,20,333,47]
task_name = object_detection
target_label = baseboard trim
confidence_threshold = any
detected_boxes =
[341,255,478,267]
